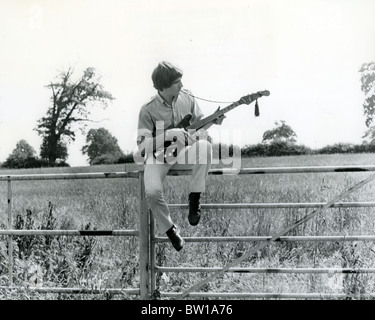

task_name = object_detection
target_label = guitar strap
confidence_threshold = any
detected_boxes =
[186,91,261,118]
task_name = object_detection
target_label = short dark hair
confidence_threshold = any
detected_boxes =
[151,61,183,91]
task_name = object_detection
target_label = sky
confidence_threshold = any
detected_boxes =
[0,0,375,166]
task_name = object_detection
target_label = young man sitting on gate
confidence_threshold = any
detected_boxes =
[135,61,225,251]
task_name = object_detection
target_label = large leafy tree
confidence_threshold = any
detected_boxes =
[3,140,37,168]
[40,137,68,164]
[35,67,114,165]
[360,62,375,142]
[262,120,297,144]
[82,127,124,165]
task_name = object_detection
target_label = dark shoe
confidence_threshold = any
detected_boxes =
[188,192,201,226]
[166,225,184,251]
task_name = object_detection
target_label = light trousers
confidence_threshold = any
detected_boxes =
[144,139,212,234]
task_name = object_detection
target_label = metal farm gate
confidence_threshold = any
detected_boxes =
[2,165,375,299]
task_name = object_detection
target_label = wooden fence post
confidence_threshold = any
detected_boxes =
[138,170,150,299]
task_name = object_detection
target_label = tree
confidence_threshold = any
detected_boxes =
[360,62,375,142]
[35,67,114,166]
[82,127,124,165]
[3,140,37,168]
[40,137,68,164]
[262,120,297,144]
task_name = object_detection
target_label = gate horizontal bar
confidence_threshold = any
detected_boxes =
[168,165,375,176]
[0,230,139,236]
[157,266,375,274]
[0,286,139,295]
[0,171,139,181]
[160,291,375,299]
[154,235,375,242]
[2,165,375,181]
[169,201,375,210]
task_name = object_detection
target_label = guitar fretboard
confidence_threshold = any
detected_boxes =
[186,100,242,130]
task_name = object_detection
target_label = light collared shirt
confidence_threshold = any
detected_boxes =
[137,89,204,145]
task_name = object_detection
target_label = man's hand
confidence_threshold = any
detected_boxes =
[212,115,226,125]
[212,106,226,125]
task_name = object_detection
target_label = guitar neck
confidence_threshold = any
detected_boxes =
[185,90,269,131]
[186,100,242,130]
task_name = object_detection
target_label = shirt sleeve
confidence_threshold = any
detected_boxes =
[137,107,154,146]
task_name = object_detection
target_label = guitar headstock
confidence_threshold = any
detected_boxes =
[240,90,270,105]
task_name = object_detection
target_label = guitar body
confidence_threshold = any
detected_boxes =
[154,114,192,163]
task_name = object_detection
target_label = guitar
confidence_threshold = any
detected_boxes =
[154,90,270,162]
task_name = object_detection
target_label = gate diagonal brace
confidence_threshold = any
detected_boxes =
[177,173,375,299]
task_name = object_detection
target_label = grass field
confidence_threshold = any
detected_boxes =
[1,153,375,299]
